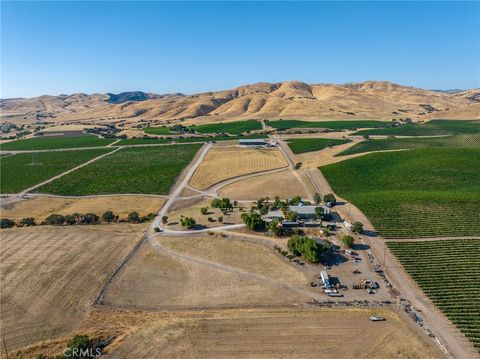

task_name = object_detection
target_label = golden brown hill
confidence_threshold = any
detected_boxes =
[1,81,478,125]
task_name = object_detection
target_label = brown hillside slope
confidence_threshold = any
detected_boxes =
[1,81,478,124]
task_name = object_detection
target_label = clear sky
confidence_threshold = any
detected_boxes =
[1,1,479,98]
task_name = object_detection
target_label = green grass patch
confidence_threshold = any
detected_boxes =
[353,119,480,136]
[36,144,202,195]
[267,120,393,130]
[387,239,480,351]
[0,149,113,193]
[191,120,262,135]
[287,138,351,154]
[142,126,172,135]
[321,148,480,238]
[117,134,268,146]
[0,135,116,151]
[337,134,480,156]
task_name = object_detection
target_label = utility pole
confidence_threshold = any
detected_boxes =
[2,335,9,359]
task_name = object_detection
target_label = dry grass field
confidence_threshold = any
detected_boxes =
[102,236,311,309]
[219,169,307,200]
[190,147,288,190]
[0,224,147,353]
[165,199,244,229]
[0,195,165,221]
[294,140,362,168]
[104,307,441,359]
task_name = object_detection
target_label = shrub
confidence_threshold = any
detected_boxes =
[323,193,336,206]
[294,162,302,170]
[65,215,77,225]
[102,210,116,222]
[0,218,15,228]
[341,235,355,248]
[20,217,36,226]
[285,210,297,221]
[161,215,168,224]
[352,221,364,233]
[200,207,208,215]
[180,216,196,229]
[207,217,215,222]
[127,211,141,223]
[218,216,223,223]
[43,214,65,226]
[154,227,161,232]
[313,192,321,205]
[82,213,99,225]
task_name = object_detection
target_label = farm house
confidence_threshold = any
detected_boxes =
[288,205,331,221]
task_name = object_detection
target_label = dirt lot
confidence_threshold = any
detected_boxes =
[190,147,288,190]
[0,224,146,353]
[219,168,307,200]
[102,236,312,309]
[0,195,165,221]
[165,199,244,230]
[102,307,441,359]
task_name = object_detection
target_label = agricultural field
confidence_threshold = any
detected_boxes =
[387,239,480,351]
[190,147,287,190]
[190,119,262,134]
[117,133,268,146]
[1,195,165,222]
[337,134,480,156]
[287,137,351,154]
[267,119,393,130]
[0,148,112,193]
[353,119,480,136]
[321,148,480,238]
[0,224,146,352]
[0,134,116,151]
[219,169,307,200]
[36,144,201,195]
[142,126,172,135]
[105,307,440,359]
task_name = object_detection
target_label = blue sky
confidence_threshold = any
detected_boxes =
[1,1,479,98]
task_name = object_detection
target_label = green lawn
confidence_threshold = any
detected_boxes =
[321,148,480,238]
[36,145,202,195]
[267,120,393,130]
[337,134,480,156]
[387,239,480,352]
[117,134,268,146]
[0,135,116,151]
[0,149,113,193]
[286,138,351,154]
[353,119,480,136]
[190,120,262,134]
[142,126,172,135]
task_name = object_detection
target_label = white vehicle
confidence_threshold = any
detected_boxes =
[324,289,343,297]
[343,220,352,230]
[369,316,385,321]
[320,271,331,289]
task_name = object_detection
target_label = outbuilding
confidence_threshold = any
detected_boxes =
[239,138,267,147]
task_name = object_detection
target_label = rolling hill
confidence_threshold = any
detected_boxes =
[1,81,479,125]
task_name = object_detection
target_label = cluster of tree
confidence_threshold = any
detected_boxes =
[241,212,264,230]
[170,124,194,133]
[85,124,119,138]
[211,198,234,213]
[35,334,105,359]
[287,235,331,263]
[0,211,156,229]
[180,216,196,229]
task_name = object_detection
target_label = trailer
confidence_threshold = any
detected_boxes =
[320,271,331,289]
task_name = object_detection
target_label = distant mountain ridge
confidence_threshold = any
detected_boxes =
[1,81,479,123]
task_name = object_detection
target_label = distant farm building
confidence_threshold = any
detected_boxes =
[239,138,267,147]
